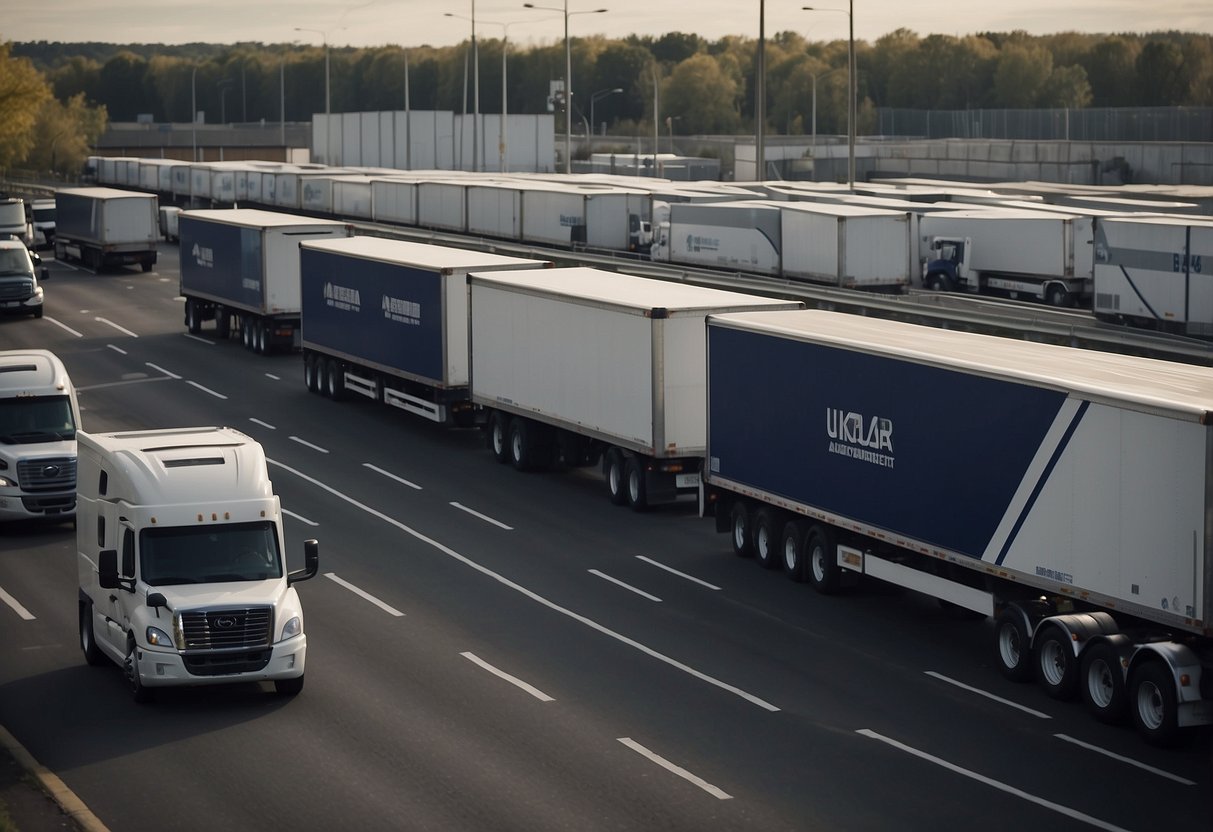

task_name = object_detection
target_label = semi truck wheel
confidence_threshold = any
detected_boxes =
[255,320,269,354]
[1080,642,1127,723]
[729,501,752,558]
[1035,625,1079,699]
[1046,285,1070,307]
[780,520,808,582]
[753,509,780,569]
[325,358,346,401]
[489,412,511,464]
[1129,661,1180,745]
[508,419,531,471]
[806,525,841,594]
[625,457,648,512]
[185,299,201,334]
[604,450,627,505]
[994,608,1034,682]
[125,636,153,704]
[80,601,105,666]
[304,354,318,393]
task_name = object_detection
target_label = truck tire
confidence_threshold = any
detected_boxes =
[185,299,201,334]
[141,260,153,273]
[994,608,1034,683]
[779,520,808,582]
[255,319,269,354]
[80,601,105,667]
[125,636,153,704]
[325,358,346,401]
[1129,660,1180,745]
[729,501,752,558]
[604,449,627,505]
[488,411,511,464]
[241,318,253,349]
[926,272,952,292]
[275,675,305,696]
[806,525,841,594]
[1080,642,1127,724]
[508,418,531,471]
[753,509,780,569]
[1036,625,1079,699]
[1046,285,1070,308]
[304,353,319,393]
[625,457,648,512]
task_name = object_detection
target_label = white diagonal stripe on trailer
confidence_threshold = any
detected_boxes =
[324,573,404,617]
[617,738,732,800]
[460,652,554,702]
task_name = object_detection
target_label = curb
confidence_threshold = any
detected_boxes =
[0,726,110,832]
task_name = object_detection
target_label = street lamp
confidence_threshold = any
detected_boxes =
[588,87,622,155]
[807,66,844,156]
[219,79,233,125]
[523,2,607,175]
[445,8,497,172]
[191,65,198,162]
[803,3,855,189]
[295,26,340,162]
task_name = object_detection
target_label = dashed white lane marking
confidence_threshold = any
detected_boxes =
[264,373,280,380]
[324,573,405,617]
[289,436,329,453]
[249,418,276,430]
[460,652,554,702]
[362,463,421,490]
[1054,734,1196,785]
[282,509,317,527]
[617,738,732,800]
[636,556,721,590]
[95,317,138,337]
[924,671,1051,719]
[450,502,512,530]
[145,362,181,379]
[589,570,662,602]
[183,333,212,345]
[45,317,83,337]
[0,585,35,621]
[186,380,227,399]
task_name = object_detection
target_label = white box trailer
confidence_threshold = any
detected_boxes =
[333,177,374,219]
[706,309,1213,744]
[1093,216,1213,337]
[371,179,418,226]
[468,267,801,508]
[467,183,523,240]
[138,160,174,194]
[652,200,783,276]
[418,181,468,232]
[520,184,585,247]
[919,208,1094,306]
[170,164,192,201]
[779,202,912,289]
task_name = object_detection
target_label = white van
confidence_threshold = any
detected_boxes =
[0,350,80,523]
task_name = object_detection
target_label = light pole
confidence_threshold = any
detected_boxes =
[191,65,198,162]
[588,87,622,155]
[295,26,339,163]
[219,79,233,125]
[803,3,855,189]
[807,66,844,157]
[524,2,607,175]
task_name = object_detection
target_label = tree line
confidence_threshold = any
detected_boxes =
[3,29,1211,174]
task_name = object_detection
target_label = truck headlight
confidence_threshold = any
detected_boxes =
[280,616,301,641]
[0,476,15,488]
[146,626,175,648]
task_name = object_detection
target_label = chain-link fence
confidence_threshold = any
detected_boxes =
[876,107,1213,143]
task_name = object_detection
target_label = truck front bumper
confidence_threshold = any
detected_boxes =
[136,634,306,688]
[0,487,74,522]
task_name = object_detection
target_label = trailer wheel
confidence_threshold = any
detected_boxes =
[304,354,319,393]
[489,412,511,464]
[753,509,780,569]
[994,609,1034,682]
[1129,660,1180,745]
[604,449,627,505]
[1080,642,1127,724]
[508,418,532,471]
[729,501,752,558]
[927,272,952,292]
[1036,625,1079,699]
[779,520,808,582]
[241,318,253,349]
[255,319,269,354]
[80,601,105,667]
[185,299,201,334]
[806,525,841,594]
[325,358,346,401]
[625,457,648,512]
[141,260,153,273]
[1046,285,1070,308]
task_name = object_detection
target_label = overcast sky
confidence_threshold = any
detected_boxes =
[5,0,1211,49]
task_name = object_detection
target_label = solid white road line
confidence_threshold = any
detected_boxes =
[268,458,779,712]
[186,380,227,400]
[106,344,127,355]
[289,436,329,454]
[450,502,513,530]
[248,418,276,430]
[617,738,732,800]
[589,570,662,602]
[282,509,318,527]
[183,333,212,345]
[324,573,405,617]
[94,317,138,337]
[362,463,421,490]
[636,556,722,590]
[1053,734,1196,785]
[145,362,181,379]
[44,317,83,337]
[264,373,280,381]
[924,671,1052,719]
[460,652,555,702]
[857,729,1131,832]
[0,585,35,621]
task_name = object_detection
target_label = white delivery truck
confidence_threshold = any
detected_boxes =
[0,350,80,524]
[468,267,801,509]
[54,188,159,272]
[76,426,319,702]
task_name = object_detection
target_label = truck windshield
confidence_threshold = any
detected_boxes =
[0,249,33,276]
[0,396,76,443]
[140,521,283,585]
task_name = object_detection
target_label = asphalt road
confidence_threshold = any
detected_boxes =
[0,246,1209,831]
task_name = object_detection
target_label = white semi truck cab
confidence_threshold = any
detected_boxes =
[76,426,318,702]
[0,349,79,523]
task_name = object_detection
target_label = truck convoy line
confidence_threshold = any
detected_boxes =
[53,188,158,273]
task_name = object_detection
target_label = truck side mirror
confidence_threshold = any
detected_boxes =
[288,539,319,584]
[98,549,120,589]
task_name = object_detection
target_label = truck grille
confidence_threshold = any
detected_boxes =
[180,607,272,650]
[183,648,273,676]
[0,279,33,300]
[16,457,76,492]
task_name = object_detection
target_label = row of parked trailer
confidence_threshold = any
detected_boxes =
[87,156,1213,335]
[161,205,1213,747]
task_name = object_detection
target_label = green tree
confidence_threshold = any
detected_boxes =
[1136,40,1186,105]
[992,42,1053,107]
[0,42,52,169]
[1082,36,1141,107]
[663,53,740,134]
[1039,64,1092,108]
[22,93,107,174]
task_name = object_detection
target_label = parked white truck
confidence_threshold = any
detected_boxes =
[0,349,80,523]
[919,208,1095,307]
[468,267,801,509]
[76,426,319,702]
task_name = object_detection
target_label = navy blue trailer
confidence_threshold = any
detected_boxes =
[705,309,1213,744]
[298,237,550,424]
